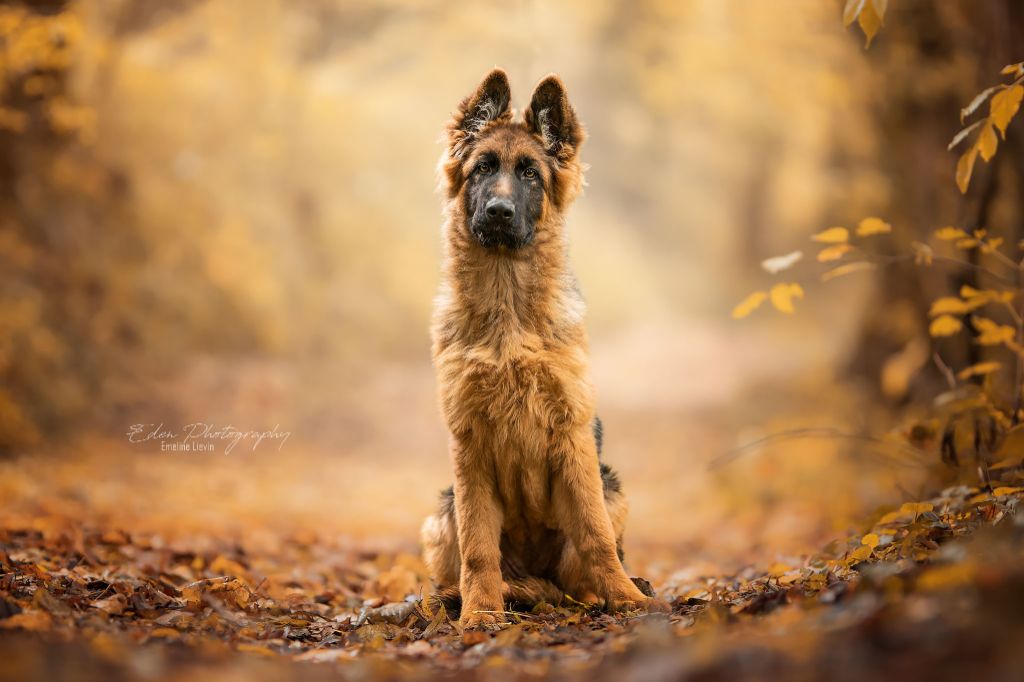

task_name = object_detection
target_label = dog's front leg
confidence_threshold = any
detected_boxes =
[451,438,505,628]
[552,425,648,611]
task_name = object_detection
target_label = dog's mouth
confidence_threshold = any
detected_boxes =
[470,219,534,250]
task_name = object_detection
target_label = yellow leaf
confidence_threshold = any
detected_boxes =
[857,0,884,47]
[957,362,1002,380]
[935,226,968,240]
[971,317,1016,345]
[917,563,975,591]
[955,238,979,250]
[994,425,1024,463]
[981,238,1004,253]
[878,510,906,524]
[149,628,181,640]
[811,227,849,244]
[929,297,970,316]
[900,502,933,515]
[817,244,852,262]
[731,291,767,320]
[978,122,998,162]
[235,643,278,657]
[993,486,1022,496]
[842,0,866,26]
[862,533,880,548]
[855,216,892,236]
[991,84,1024,137]
[957,288,996,310]
[929,315,963,337]
[761,250,803,274]
[769,283,804,314]
[956,146,978,194]
[821,261,876,282]
[1002,63,1024,77]
[960,284,983,299]
[849,545,873,562]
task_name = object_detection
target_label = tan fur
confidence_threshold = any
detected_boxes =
[423,70,649,628]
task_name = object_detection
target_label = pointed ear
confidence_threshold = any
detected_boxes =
[447,68,512,159]
[525,75,584,161]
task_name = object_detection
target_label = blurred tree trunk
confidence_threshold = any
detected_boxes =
[847,0,1024,404]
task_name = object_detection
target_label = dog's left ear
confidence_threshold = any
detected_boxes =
[526,75,584,162]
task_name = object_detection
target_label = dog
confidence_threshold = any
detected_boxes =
[421,69,654,628]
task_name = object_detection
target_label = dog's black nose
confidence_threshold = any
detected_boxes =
[484,198,515,222]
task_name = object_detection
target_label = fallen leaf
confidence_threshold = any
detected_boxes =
[0,609,52,632]
[92,594,127,616]
[917,563,975,591]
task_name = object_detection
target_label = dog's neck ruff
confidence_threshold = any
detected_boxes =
[437,215,584,355]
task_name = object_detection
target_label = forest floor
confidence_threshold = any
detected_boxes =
[2,438,1024,681]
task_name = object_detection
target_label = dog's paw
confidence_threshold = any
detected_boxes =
[460,608,506,630]
[645,597,672,613]
[606,595,671,614]
[601,577,658,613]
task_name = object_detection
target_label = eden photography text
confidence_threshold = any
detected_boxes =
[126,422,292,454]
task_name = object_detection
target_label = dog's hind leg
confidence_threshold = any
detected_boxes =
[421,486,460,588]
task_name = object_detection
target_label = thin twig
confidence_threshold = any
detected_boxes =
[933,352,958,389]
[986,247,1021,273]
[865,253,1019,288]
[709,427,930,471]
[1014,258,1024,425]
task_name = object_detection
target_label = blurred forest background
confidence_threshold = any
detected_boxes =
[1,0,1023,577]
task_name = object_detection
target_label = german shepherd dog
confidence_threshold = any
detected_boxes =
[422,69,655,628]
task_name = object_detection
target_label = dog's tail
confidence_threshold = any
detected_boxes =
[429,577,565,614]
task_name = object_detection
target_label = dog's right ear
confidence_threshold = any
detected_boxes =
[447,68,512,160]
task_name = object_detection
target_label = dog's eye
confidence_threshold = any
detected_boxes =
[476,162,492,175]
[523,167,538,180]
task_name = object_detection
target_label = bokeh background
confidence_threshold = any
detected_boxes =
[2,0,1022,580]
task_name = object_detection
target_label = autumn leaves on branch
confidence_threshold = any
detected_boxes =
[950,63,1024,194]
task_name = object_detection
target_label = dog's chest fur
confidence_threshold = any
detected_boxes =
[431,256,594,528]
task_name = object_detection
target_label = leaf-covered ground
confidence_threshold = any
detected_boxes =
[2,449,1024,682]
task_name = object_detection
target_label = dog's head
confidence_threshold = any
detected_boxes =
[442,69,585,251]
